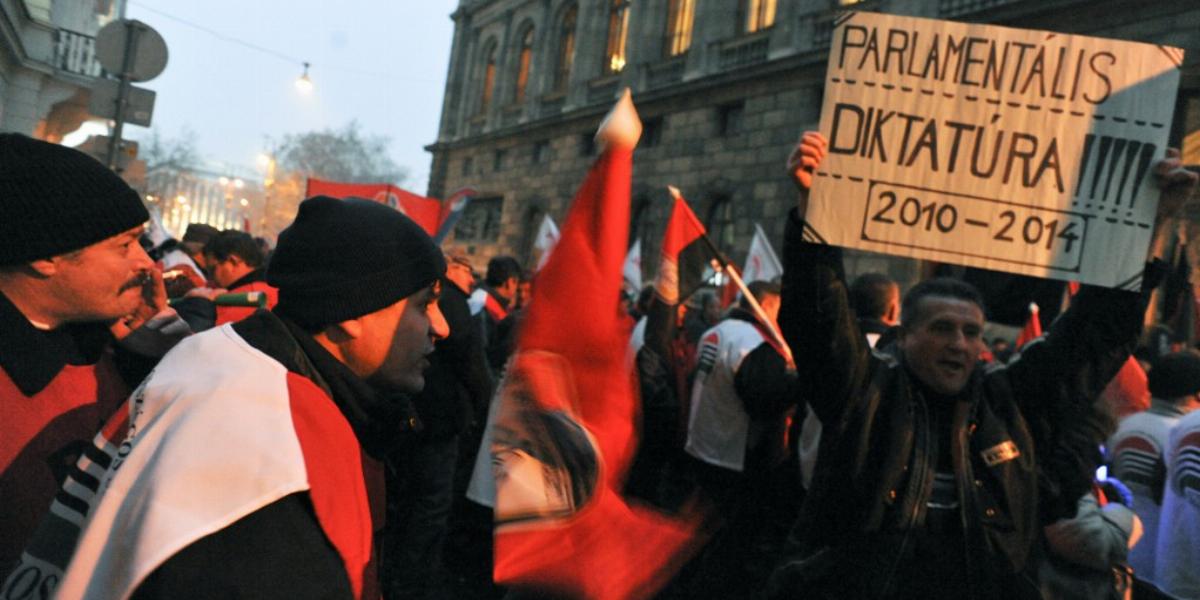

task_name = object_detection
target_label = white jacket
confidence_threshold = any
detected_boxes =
[685,318,766,472]
[1106,400,1188,582]
[1156,409,1200,599]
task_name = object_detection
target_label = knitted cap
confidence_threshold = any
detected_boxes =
[1148,350,1200,399]
[268,196,446,328]
[0,134,149,266]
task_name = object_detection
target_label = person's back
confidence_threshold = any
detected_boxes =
[1106,350,1200,583]
[1156,407,1200,599]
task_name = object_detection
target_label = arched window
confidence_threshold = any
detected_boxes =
[554,5,577,92]
[604,0,631,74]
[738,0,776,34]
[479,41,498,113]
[514,26,535,103]
[665,0,695,57]
[706,194,735,254]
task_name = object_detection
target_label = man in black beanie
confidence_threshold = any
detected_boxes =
[0,133,191,582]
[6,195,448,600]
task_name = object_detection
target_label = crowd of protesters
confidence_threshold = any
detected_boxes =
[2,114,1200,600]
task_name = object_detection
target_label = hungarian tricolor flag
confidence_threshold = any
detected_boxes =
[305,178,443,236]
[491,90,701,600]
[1016,302,1043,349]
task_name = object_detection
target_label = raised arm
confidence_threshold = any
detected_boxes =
[778,132,873,425]
[1008,149,1197,404]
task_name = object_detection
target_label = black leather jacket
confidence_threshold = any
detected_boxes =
[771,210,1157,599]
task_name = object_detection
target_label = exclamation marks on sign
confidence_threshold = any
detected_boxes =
[1073,134,1157,214]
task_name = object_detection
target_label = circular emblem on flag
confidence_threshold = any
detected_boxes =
[373,190,407,215]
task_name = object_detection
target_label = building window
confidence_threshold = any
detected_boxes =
[706,195,735,254]
[462,156,474,176]
[717,101,745,137]
[605,0,631,74]
[642,117,663,148]
[579,133,596,156]
[493,149,507,171]
[665,0,695,57]
[532,139,549,164]
[480,42,498,113]
[455,196,504,243]
[514,26,535,103]
[555,5,577,92]
[738,0,776,34]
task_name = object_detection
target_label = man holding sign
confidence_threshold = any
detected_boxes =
[769,124,1192,599]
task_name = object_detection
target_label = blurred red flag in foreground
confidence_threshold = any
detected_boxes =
[491,90,702,600]
[305,178,442,235]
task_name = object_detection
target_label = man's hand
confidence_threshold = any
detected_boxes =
[787,131,828,215]
[110,268,167,340]
[1154,147,1198,219]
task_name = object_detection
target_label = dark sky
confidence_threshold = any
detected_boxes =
[120,0,456,193]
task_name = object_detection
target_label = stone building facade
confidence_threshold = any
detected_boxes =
[426,0,1200,287]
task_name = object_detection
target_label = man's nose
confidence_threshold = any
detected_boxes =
[429,301,449,341]
[132,241,155,271]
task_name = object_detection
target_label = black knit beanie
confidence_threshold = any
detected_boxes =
[0,134,149,266]
[268,196,446,328]
[1148,350,1200,400]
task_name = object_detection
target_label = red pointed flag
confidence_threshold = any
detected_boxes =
[1016,302,1042,349]
[491,90,701,600]
[1099,356,1151,419]
[305,178,442,235]
[656,187,718,306]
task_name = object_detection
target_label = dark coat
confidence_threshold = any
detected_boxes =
[411,279,494,441]
[771,209,1156,599]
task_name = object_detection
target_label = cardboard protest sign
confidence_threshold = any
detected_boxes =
[807,12,1183,289]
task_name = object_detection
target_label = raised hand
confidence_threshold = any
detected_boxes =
[787,131,828,215]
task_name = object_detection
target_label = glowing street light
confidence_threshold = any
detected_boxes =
[295,62,313,94]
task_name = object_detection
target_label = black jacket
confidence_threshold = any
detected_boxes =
[771,210,1156,599]
[411,279,494,440]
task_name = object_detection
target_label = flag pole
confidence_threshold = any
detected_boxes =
[709,257,794,369]
[665,187,794,368]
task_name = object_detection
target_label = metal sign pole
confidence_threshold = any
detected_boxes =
[106,22,141,171]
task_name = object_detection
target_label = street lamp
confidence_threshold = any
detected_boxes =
[295,62,313,94]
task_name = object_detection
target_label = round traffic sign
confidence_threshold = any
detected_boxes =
[95,19,168,82]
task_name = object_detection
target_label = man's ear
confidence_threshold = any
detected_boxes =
[324,317,364,343]
[27,258,58,277]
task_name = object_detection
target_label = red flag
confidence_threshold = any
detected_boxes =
[1016,302,1042,349]
[492,90,701,600]
[305,178,442,235]
[655,188,717,306]
[1061,282,1149,418]
[1098,356,1151,419]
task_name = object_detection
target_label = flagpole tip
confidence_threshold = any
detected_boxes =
[667,185,682,200]
[596,88,641,152]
